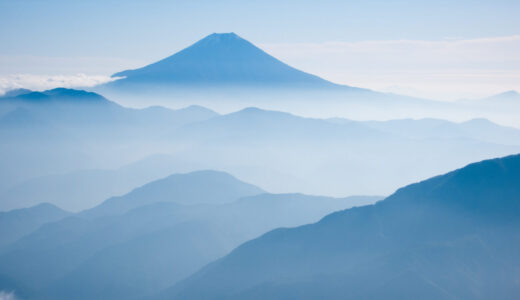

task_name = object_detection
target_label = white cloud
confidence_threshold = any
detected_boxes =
[0,55,145,76]
[261,35,520,100]
[0,291,18,300]
[0,36,518,100]
[0,74,119,95]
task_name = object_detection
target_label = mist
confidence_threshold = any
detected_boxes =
[1,12,519,299]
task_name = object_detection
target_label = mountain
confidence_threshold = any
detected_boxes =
[337,117,520,146]
[173,107,387,142]
[44,194,378,300]
[0,154,204,212]
[482,90,520,102]
[96,33,518,128]
[456,91,520,127]
[460,90,520,106]
[0,88,217,129]
[2,100,518,209]
[108,32,343,89]
[0,169,380,299]
[82,170,265,218]
[0,203,70,249]
[0,88,32,98]
[0,88,218,200]
[11,88,108,103]
[162,154,520,299]
[0,88,217,127]
[164,107,520,197]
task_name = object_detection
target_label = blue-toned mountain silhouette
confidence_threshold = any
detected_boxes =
[482,90,519,102]
[460,90,520,106]
[0,88,218,201]
[107,32,359,90]
[1,90,519,210]
[161,154,520,299]
[0,203,70,248]
[0,170,378,299]
[82,170,264,218]
[0,88,32,98]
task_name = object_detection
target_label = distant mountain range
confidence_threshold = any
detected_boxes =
[1,90,520,210]
[81,170,264,218]
[0,88,218,197]
[0,170,379,299]
[0,203,70,249]
[484,90,519,101]
[0,88,217,129]
[460,90,520,105]
[161,154,520,299]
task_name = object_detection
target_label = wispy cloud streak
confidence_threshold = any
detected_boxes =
[261,35,520,100]
[0,74,119,95]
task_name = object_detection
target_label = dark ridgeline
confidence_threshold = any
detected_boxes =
[160,154,520,299]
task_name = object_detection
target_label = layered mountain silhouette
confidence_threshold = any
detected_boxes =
[0,170,378,299]
[0,88,218,200]
[350,117,520,146]
[82,170,264,218]
[108,33,345,89]
[3,88,107,103]
[482,90,519,102]
[1,88,32,98]
[162,154,520,299]
[0,88,217,127]
[165,107,520,196]
[0,154,204,212]
[460,90,520,106]
[173,107,386,142]
[1,90,519,210]
[0,203,70,249]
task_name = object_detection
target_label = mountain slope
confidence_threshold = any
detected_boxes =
[482,90,520,102]
[0,88,217,130]
[109,32,341,88]
[41,194,377,300]
[164,107,520,197]
[0,169,379,299]
[460,90,520,108]
[0,153,204,212]
[173,107,387,142]
[347,117,520,146]
[162,154,520,299]
[0,203,70,249]
[0,88,219,203]
[82,170,264,218]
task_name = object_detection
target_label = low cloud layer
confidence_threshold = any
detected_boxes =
[0,74,119,95]
[0,36,518,100]
[262,35,520,100]
[0,291,17,300]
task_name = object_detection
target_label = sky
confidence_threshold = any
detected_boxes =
[1,0,519,99]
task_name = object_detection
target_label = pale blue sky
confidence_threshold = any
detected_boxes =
[1,0,519,98]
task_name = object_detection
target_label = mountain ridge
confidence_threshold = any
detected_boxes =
[160,153,520,299]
